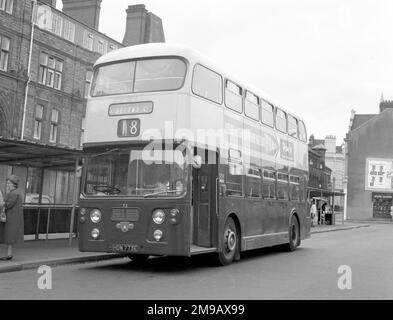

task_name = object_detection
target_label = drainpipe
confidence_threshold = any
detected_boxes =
[21,0,37,140]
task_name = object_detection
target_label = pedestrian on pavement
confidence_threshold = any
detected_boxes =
[321,202,327,225]
[310,199,317,227]
[0,174,24,261]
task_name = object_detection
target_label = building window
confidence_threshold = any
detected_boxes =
[80,117,85,148]
[83,31,94,51]
[34,105,44,140]
[0,34,10,71]
[51,13,63,36]
[95,38,106,55]
[25,167,42,203]
[35,4,52,30]
[62,19,75,42]
[49,109,59,143]
[0,0,13,14]
[39,53,63,90]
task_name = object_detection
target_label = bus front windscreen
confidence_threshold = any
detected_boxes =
[90,58,187,97]
[84,148,188,198]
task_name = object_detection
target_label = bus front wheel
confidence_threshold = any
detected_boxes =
[284,215,300,252]
[216,217,239,266]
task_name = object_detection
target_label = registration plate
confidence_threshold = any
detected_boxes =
[109,244,139,253]
[117,118,141,137]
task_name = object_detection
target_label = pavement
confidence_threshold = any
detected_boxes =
[0,239,125,274]
[311,222,370,234]
[0,221,372,274]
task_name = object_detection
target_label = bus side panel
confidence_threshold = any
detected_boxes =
[297,201,311,239]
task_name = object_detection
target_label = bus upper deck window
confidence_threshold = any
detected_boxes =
[192,64,223,104]
[225,80,243,113]
[134,58,186,92]
[275,108,287,133]
[91,61,135,96]
[245,91,260,121]
[261,100,274,127]
[288,115,298,138]
[91,58,186,97]
[298,120,307,142]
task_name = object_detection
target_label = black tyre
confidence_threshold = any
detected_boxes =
[127,254,149,264]
[216,217,239,266]
[284,215,300,252]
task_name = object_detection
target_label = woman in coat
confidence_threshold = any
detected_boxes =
[0,174,23,261]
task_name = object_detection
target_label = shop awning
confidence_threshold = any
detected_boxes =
[308,186,346,198]
[0,137,84,169]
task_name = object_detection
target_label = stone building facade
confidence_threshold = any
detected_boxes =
[345,100,393,221]
[322,136,345,211]
[0,0,165,237]
[308,137,332,192]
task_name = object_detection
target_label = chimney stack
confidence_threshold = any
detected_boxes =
[62,0,102,30]
[379,100,393,113]
[123,4,165,47]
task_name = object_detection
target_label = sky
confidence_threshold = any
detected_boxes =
[58,0,393,145]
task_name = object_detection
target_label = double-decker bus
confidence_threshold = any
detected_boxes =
[78,43,310,265]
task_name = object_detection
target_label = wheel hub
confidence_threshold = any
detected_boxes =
[225,230,236,252]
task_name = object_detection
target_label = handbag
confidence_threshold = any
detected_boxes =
[0,207,5,223]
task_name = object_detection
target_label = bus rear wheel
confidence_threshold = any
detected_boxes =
[127,254,149,264]
[216,217,239,266]
[284,215,300,252]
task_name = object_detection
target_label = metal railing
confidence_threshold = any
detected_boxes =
[23,204,79,241]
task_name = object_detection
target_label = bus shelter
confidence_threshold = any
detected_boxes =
[308,187,346,225]
[0,137,84,245]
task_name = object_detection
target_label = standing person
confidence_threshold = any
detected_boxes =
[310,199,317,227]
[321,202,327,225]
[0,174,23,261]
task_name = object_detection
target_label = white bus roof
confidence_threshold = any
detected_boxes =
[94,43,305,124]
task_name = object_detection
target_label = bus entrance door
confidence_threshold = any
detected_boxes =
[193,153,217,248]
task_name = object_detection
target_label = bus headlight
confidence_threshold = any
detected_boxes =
[90,209,102,223]
[91,228,100,239]
[152,210,165,224]
[153,229,163,242]
[80,208,87,216]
